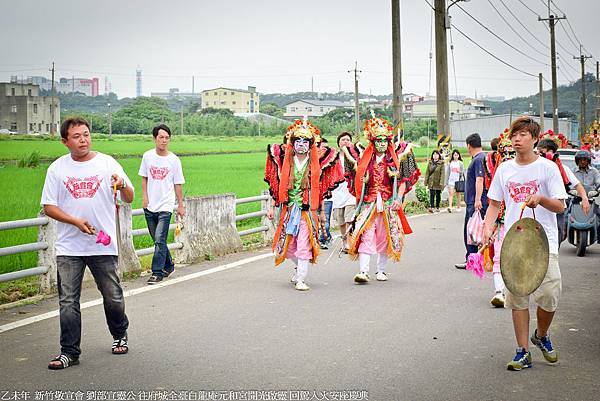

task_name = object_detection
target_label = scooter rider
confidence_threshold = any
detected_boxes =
[574,151,600,192]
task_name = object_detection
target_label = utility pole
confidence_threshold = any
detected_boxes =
[539,73,544,132]
[108,103,112,139]
[574,45,592,136]
[348,62,362,135]
[50,62,56,137]
[180,108,184,135]
[192,76,195,94]
[539,3,565,134]
[311,76,314,94]
[596,61,600,121]
[434,0,450,141]
[392,0,404,136]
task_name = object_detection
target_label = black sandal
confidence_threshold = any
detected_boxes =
[112,336,129,355]
[48,354,79,370]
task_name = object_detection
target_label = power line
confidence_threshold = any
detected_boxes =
[454,3,549,66]
[516,0,541,16]
[485,0,548,58]
[558,20,581,53]
[451,23,549,83]
[499,0,549,50]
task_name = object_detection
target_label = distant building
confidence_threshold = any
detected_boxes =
[13,76,100,96]
[202,86,259,113]
[405,99,491,120]
[0,82,60,134]
[151,88,201,101]
[284,99,352,119]
[450,114,578,146]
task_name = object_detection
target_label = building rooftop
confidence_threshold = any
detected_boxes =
[285,99,351,107]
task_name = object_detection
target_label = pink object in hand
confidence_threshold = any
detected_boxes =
[466,252,485,280]
[96,230,111,246]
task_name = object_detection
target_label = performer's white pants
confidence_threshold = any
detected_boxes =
[359,252,388,274]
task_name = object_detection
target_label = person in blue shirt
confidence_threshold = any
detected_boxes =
[455,133,488,269]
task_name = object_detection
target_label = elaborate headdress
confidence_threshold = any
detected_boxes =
[355,111,401,196]
[540,129,568,149]
[363,110,394,141]
[498,128,512,149]
[278,118,321,210]
[285,118,321,143]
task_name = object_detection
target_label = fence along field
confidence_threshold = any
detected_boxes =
[0,135,449,280]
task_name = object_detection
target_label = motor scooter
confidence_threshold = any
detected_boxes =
[566,189,599,257]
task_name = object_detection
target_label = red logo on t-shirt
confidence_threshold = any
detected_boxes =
[64,175,103,199]
[149,166,170,180]
[507,180,539,203]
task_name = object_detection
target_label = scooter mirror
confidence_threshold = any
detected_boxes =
[588,190,599,198]
[568,189,579,197]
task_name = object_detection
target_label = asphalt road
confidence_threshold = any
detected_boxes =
[1,212,599,401]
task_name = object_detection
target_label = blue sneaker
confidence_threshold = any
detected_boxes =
[530,329,558,363]
[507,347,532,371]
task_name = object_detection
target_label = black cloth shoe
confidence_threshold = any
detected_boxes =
[147,275,163,284]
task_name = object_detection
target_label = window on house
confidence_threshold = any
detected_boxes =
[11,123,17,131]
[320,107,323,112]
[214,92,218,95]
[11,88,15,96]
[205,103,210,107]
[231,91,234,95]
[11,105,17,113]
[46,124,50,131]
[232,101,236,105]
[38,123,42,131]
[30,123,35,131]
[28,89,32,96]
[291,107,296,112]
[221,101,226,105]
[213,101,217,105]
[33,104,38,114]
[223,92,227,95]
[307,107,312,112]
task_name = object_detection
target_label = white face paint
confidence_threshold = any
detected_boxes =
[293,138,310,154]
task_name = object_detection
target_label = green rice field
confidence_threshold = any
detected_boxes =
[0,136,466,277]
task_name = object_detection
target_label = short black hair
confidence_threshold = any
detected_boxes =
[466,133,482,148]
[430,150,442,160]
[60,116,90,139]
[336,131,353,146]
[538,139,558,153]
[152,124,171,138]
[321,137,328,143]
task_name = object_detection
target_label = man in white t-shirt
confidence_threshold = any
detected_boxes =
[483,116,567,371]
[331,132,356,252]
[41,117,134,369]
[139,124,185,284]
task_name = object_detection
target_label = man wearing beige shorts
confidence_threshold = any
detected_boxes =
[331,132,357,252]
[483,116,567,371]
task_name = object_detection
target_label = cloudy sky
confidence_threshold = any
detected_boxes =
[1,0,598,99]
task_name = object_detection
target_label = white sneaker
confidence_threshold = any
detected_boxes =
[295,280,310,291]
[354,273,370,284]
[290,268,298,283]
[491,292,505,308]
[456,207,462,212]
[376,272,388,281]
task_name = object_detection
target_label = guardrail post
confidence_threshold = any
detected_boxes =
[38,211,57,293]
[260,190,276,244]
[117,203,141,275]
[174,193,243,264]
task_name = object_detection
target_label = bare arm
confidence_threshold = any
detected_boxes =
[574,183,590,215]
[175,184,185,217]
[111,174,134,204]
[526,194,565,214]
[43,205,94,235]
[141,177,148,208]
[474,176,484,210]
[482,199,501,244]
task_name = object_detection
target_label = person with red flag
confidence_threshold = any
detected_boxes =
[264,119,343,291]
[346,114,420,284]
